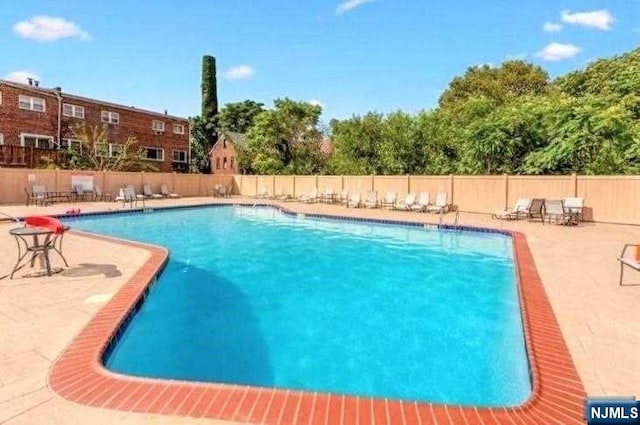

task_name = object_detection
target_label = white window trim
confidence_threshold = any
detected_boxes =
[63,103,85,119]
[0,133,4,145]
[0,91,3,106]
[61,138,83,153]
[101,110,120,124]
[152,120,165,132]
[142,146,165,161]
[172,149,188,163]
[109,143,123,157]
[18,95,46,112]
[173,124,185,135]
[20,133,53,149]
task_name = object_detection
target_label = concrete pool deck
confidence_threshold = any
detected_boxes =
[0,197,638,424]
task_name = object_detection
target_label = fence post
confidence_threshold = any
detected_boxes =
[504,173,509,210]
[239,175,243,196]
[407,174,410,195]
[273,175,276,195]
[255,175,259,195]
[293,175,296,197]
[572,173,578,197]
[341,175,344,193]
[449,174,454,206]
[55,169,59,192]
[371,174,375,191]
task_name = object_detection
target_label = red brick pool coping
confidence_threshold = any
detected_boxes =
[48,207,586,424]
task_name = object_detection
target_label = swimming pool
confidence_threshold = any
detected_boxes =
[67,205,531,407]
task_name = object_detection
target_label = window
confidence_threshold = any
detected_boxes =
[223,157,228,169]
[62,103,85,119]
[230,156,234,169]
[101,111,119,124]
[109,143,123,157]
[143,147,164,161]
[21,134,53,149]
[172,149,187,163]
[95,143,109,157]
[19,95,46,112]
[173,124,185,134]
[61,138,83,152]
[152,120,165,132]
[0,133,3,145]
[0,91,3,105]
[216,157,220,169]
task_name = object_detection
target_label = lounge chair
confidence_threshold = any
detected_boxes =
[25,186,47,206]
[544,199,571,224]
[364,191,378,208]
[492,198,531,220]
[73,184,88,202]
[426,192,448,213]
[338,189,349,205]
[563,197,584,223]
[397,193,416,210]
[255,186,269,199]
[298,188,318,203]
[143,184,163,199]
[347,193,361,208]
[527,198,545,223]
[320,188,335,203]
[380,191,397,209]
[160,184,180,198]
[274,188,291,201]
[93,185,111,201]
[411,192,431,212]
[618,244,640,286]
[115,186,143,207]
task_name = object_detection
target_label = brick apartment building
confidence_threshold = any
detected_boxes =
[209,131,245,175]
[0,79,190,172]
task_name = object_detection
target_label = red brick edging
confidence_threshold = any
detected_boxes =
[49,210,586,424]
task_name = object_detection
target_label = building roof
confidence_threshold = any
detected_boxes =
[223,131,247,148]
[0,79,188,122]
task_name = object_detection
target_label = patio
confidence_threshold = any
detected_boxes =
[0,197,638,424]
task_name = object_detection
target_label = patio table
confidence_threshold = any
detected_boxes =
[9,225,69,278]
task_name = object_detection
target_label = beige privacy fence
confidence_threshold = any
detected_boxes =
[0,168,234,204]
[235,174,640,225]
[1,169,638,225]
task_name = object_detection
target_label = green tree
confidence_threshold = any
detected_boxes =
[201,55,219,142]
[246,98,325,174]
[219,100,265,133]
[439,61,549,108]
[328,113,385,174]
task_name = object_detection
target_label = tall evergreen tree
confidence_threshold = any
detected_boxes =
[201,55,219,143]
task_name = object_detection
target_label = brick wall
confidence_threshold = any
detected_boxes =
[0,81,190,172]
[210,136,239,175]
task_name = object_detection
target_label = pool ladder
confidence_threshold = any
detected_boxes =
[438,209,460,228]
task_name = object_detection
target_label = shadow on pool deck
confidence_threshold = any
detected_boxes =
[102,260,275,387]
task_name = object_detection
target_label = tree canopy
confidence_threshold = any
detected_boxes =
[219,100,265,133]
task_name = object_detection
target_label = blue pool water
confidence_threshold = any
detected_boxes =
[67,206,531,406]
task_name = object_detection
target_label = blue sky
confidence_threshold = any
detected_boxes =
[1,0,638,121]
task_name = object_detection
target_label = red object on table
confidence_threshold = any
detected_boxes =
[24,216,66,234]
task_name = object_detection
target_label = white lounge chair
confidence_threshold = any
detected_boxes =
[320,188,335,203]
[298,188,318,203]
[255,186,269,199]
[338,189,349,205]
[563,197,584,222]
[397,193,416,210]
[380,191,397,209]
[492,198,530,220]
[143,184,163,199]
[347,193,361,208]
[364,191,378,208]
[115,186,144,207]
[160,184,180,198]
[544,199,571,224]
[411,192,431,212]
[275,188,291,201]
[426,192,448,213]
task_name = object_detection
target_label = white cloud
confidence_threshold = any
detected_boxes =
[543,22,563,33]
[223,65,255,80]
[309,99,324,108]
[336,0,376,16]
[561,9,615,31]
[535,42,581,61]
[13,15,90,41]
[506,52,528,60]
[4,70,40,84]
